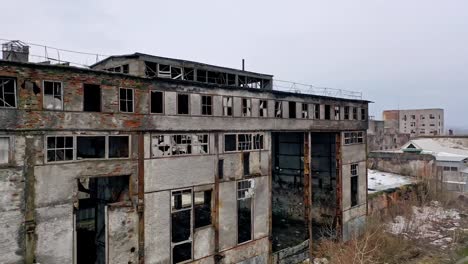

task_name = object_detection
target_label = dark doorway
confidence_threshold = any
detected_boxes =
[76,176,130,264]
[83,84,101,112]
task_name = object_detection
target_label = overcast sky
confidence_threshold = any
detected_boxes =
[3,0,468,130]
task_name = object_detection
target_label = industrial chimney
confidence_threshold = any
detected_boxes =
[2,40,29,62]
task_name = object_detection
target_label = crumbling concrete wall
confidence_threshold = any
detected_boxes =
[368,152,436,178]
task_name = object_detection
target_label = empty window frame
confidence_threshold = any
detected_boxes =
[43,81,63,110]
[324,105,331,120]
[194,190,212,228]
[288,101,296,118]
[171,66,183,80]
[301,103,308,118]
[150,91,164,114]
[314,104,320,119]
[223,96,233,116]
[334,106,340,120]
[119,88,134,113]
[344,131,364,145]
[227,74,236,86]
[171,189,193,264]
[259,100,268,117]
[0,77,17,108]
[108,135,130,158]
[344,106,350,120]
[242,98,252,117]
[46,136,74,162]
[429,114,435,119]
[151,134,209,157]
[237,180,254,244]
[145,62,157,77]
[157,64,171,78]
[201,95,213,116]
[275,101,282,118]
[0,137,10,164]
[77,136,106,159]
[183,67,195,81]
[224,133,264,152]
[351,163,359,207]
[361,108,366,120]
[197,70,207,83]
[177,94,190,115]
[352,107,358,120]
[83,84,101,112]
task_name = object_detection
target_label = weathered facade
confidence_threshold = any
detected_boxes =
[383,108,444,137]
[0,53,368,264]
[367,119,410,152]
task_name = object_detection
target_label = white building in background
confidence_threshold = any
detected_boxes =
[383,109,444,137]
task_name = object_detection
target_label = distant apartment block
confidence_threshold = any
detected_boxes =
[383,109,444,137]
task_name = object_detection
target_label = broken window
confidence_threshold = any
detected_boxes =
[83,84,101,112]
[183,67,194,81]
[119,88,134,113]
[194,190,212,228]
[288,101,296,118]
[227,74,236,86]
[77,136,105,159]
[145,61,157,77]
[242,98,251,117]
[253,134,264,150]
[177,94,190,115]
[334,106,340,120]
[351,164,359,207]
[237,180,253,244]
[352,107,358,120]
[208,71,226,85]
[360,108,366,120]
[324,105,331,120]
[301,103,308,118]
[344,131,364,145]
[201,95,212,116]
[0,137,10,164]
[171,189,192,263]
[0,77,16,108]
[223,96,233,116]
[238,75,247,87]
[150,91,164,114]
[197,70,207,83]
[158,64,171,78]
[122,64,129,74]
[46,136,74,162]
[275,101,282,118]
[344,106,350,120]
[224,134,237,152]
[108,136,129,158]
[238,134,252,150]
[259,100,268,117]
[314,104,320,119]
[171,66,183,80]
[43,81,63,110]
[429,114,435,119]
[243,152,250,176]
[152,134,209,157]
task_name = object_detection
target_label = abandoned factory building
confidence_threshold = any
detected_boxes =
[0,52,369,264]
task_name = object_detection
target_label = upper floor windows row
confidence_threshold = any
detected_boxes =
[0,77,366,121]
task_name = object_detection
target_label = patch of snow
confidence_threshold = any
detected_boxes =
[368,169,416,193]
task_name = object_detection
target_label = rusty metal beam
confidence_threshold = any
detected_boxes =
[303,132,312,260]
[138,133,145,264]
[335,133,343,239]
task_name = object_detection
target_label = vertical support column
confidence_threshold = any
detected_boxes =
[24,136,37,264]
[214,133,221,263]
[267,132,273,264]
[303,132,313,260]
[335,133,343,239]
[138,133,145,264]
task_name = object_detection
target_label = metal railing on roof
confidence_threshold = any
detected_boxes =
[273,79,363,100]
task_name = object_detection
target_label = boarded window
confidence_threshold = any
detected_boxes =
[201,95,212,116]
[77,136,105,159]
[0,137,10,164]
[83,84,101,112]
[150,91,164,114]
[177,94,189,115]
[43,81,63,110]
[223,96,233,116]
[0,77,16,108]
[242,98,251,117]
[324,105,331,120]
[119,88,134,113]
[108,136,129,158]
[351,164,359,207]
[46,136,73,162]
[259,100,268,117]
[288,101,296,118]
[275,101,282,118]
[194,190,212,228]
[237,180,253,244]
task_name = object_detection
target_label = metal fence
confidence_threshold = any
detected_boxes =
[273,79,363,100]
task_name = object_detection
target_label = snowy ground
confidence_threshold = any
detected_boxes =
[387,201,462,249]
[368,169,416,193]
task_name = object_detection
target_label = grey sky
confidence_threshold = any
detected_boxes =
[3,0,468,129]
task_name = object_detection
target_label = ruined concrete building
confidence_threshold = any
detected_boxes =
[0,50,369,264]
[383,108,444,137]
